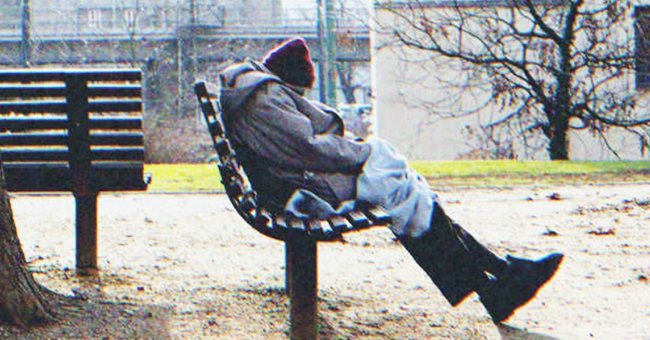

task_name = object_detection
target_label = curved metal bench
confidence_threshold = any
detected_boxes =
[194,80,390,339]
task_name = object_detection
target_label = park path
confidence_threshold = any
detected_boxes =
[5,183,650,339]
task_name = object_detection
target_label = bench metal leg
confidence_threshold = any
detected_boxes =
[286,233,318,340]
[74,192,98,275]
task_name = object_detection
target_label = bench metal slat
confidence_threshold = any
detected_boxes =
[87,100,142,113]
[0,133,68,146]
[0,101,67,113]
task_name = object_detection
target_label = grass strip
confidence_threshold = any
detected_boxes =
[145,161,650,193]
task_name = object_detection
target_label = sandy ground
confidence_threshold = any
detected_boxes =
[1,183,649,339]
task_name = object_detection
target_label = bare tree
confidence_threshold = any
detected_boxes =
[378,0,650,160]
[0,158,56,327]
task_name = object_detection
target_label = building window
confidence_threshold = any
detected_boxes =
[636,6,650,89]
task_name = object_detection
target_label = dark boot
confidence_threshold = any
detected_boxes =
[478,253,564,324]
[398,204,506,306]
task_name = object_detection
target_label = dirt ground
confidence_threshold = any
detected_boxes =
[1,183,649,339]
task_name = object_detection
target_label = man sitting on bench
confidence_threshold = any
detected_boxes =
[217,37,564,324]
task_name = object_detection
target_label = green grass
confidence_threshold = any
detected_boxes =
[145,161,650,192]
[411,160,650,188]
[145,163,224,192]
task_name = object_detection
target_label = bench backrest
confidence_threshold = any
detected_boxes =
[0,69,149,193]
[194,81,390,242]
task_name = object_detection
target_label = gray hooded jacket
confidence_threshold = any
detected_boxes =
[218,60,371,210]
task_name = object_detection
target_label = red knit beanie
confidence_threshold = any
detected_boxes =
[262,38,316,88]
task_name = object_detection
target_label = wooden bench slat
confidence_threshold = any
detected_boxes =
[1,147,144,162]
[0,85,66,98]
[88,85,141,98]
[328,215,353,232]
[360,206,391,225]
[345,210,371,229]
[0,101,67,113]
[0,133,68,146]
[0,117,67,130]
[0,99,140,114]
[208,120,225,137]
[238,191,257,215]
[201,101,218,118]
[1,149,69,162]
[0,69,141,82]
[0,85,140,100]
[91,133,144,146]
[273,214,289,230]
[255,208,272,228]
[92,148,145,161]
[307,219,335,237]
[87,100,142,113]
[3,162,149,192]
[89,117,142,130]
[215,140,233,157]
[288,216,306,232]
[306,219,323,234]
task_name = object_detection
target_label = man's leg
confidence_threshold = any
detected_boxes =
[398,204,503,306]
[398,203,563,323]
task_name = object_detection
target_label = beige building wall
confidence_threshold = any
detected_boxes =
[372,2,650,161]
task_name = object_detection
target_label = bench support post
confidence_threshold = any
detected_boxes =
[74,192,98,275]
[286,233,318,340]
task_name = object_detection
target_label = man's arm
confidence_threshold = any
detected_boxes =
[230,83,370,174]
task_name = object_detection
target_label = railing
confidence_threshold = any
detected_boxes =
[0,3,369,40]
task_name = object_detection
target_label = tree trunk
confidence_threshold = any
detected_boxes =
[336,63,357,104]
[0,159,55,327]
[548,121,570,160]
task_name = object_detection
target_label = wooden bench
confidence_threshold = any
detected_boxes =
[194,81,391,339]
[0,68,151,275]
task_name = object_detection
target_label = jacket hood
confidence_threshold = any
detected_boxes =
[219,60,281,122]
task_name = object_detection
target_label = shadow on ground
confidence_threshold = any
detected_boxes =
[0,284,172,340]
[498,324,560,340]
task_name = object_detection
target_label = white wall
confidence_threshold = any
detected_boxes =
[372,1,650,161]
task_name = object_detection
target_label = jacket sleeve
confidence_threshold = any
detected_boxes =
[231,82,371,174]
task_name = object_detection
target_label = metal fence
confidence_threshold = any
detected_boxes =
[0,2,370,40]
